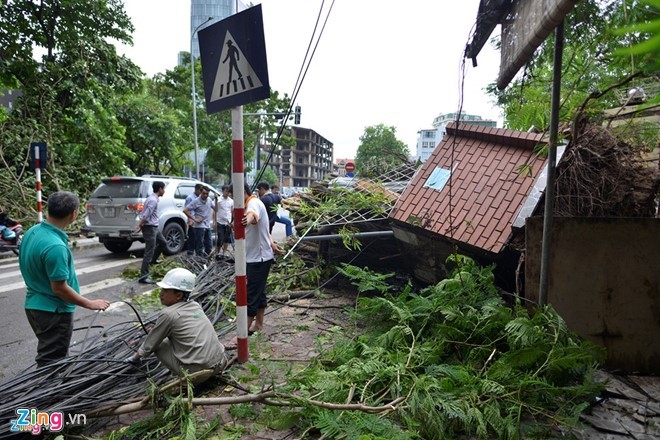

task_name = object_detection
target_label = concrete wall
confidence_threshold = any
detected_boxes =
[526,217,660,373]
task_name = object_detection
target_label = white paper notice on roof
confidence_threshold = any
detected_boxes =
[424,167,451,191]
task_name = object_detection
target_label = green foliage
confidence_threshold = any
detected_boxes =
[355,124,410,177]
[337,263,395,295]
[293,184,393,250]
[311,409,414,440]
[259,167,279,185]
[286,256,604,439]
[490,0,659,131]
[260,406,301,430]
[110,376,199,440]
[229,403,259,420]
[267,252,322,292]
[338,225,363,251]
[0,2,294,221]
[115,87,191,175]
[0,0,141,220]
[614,0,660,72]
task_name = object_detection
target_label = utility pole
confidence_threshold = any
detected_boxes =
[191,16,214,179]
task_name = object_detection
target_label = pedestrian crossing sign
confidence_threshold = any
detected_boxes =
[198,5,269,114]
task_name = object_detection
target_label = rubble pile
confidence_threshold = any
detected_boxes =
[284,161,418,236]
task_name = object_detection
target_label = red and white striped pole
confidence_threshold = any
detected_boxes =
[231,105,249,362]
[34,144,43,223]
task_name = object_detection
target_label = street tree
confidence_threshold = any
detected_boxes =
[0,0,142,219]
[488,0,659,132]
[115,87,191,176]
[355,124,410,177]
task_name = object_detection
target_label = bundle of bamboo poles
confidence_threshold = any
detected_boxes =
[0,256,237,437]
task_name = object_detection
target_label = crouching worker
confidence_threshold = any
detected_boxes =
[125,268,226,376]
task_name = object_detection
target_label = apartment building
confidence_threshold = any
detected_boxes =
[415,112,497,163]
[279,127,333,188]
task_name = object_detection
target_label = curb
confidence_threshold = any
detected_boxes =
[0,236,102,260]
[68,236,103,252]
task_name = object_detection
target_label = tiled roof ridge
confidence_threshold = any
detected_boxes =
[445,121,546,150]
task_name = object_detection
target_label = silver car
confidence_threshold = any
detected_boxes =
[83,175,204,254]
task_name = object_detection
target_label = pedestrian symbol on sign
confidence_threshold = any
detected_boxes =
[210,31,263,102]
[224,40,242,81]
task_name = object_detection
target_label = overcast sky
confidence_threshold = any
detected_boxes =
[118,0,503,159]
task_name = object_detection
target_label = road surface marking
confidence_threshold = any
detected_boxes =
[0,258,137,293]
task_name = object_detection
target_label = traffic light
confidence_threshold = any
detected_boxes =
[294,105,301,124]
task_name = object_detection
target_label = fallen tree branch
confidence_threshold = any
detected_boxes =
[87,388,409,418]
[572,71,643,135]
[294,394,408,414]
[268,290,317,302]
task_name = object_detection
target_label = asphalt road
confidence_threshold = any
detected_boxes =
[0,214,291,381]
[0,242,156,380]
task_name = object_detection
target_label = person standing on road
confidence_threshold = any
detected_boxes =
[216,184,234,257]
[271,184,294,237]
[184,184,203,255]
[183,186,214,257]
[19,191,110,368]
[227,183,282,349]
[124,268,226,376]
[135,181,168,284]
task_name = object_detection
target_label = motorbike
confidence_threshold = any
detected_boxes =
[0,213,23,255]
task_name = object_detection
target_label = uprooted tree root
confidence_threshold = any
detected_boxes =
[553,123,659,217]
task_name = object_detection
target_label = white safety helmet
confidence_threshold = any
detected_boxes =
[157,268,196,292]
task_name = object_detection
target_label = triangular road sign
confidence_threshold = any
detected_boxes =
[210,30,263,102]
[198,5,270,114]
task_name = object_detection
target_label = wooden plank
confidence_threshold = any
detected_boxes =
[629,376,660,401]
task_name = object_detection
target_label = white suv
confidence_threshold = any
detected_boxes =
[83,175,204,254]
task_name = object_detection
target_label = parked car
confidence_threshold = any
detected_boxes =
[83,175,204,254]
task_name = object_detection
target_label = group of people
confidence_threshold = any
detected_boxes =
[182,183,235,259]
[19,181,292,377]
[133,181,234,285]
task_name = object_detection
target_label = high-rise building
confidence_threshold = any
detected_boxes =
[186,0,249,180]
[190,0,249,59]
[415,112,497,163]
[273,127,333,188]
[432,112,497,138]
[415,128,439,163]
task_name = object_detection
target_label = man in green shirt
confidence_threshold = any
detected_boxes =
[19,191,110,368]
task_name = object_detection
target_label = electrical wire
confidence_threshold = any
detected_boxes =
[253,0,336,187]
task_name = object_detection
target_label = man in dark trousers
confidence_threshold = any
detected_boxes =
[271,184,293,237]
[134,181,168,284]
[183,185,214,257]
[256,181,281,234]
[226,183,283,349]
[184,183,203,255]
[19,191,111,368]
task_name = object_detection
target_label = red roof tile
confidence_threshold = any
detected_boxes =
[392,123,546,254]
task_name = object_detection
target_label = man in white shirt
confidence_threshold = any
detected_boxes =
[230,183,282,345]
[216,184,234,257]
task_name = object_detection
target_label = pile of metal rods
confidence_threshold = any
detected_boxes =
[0,255,237,437]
